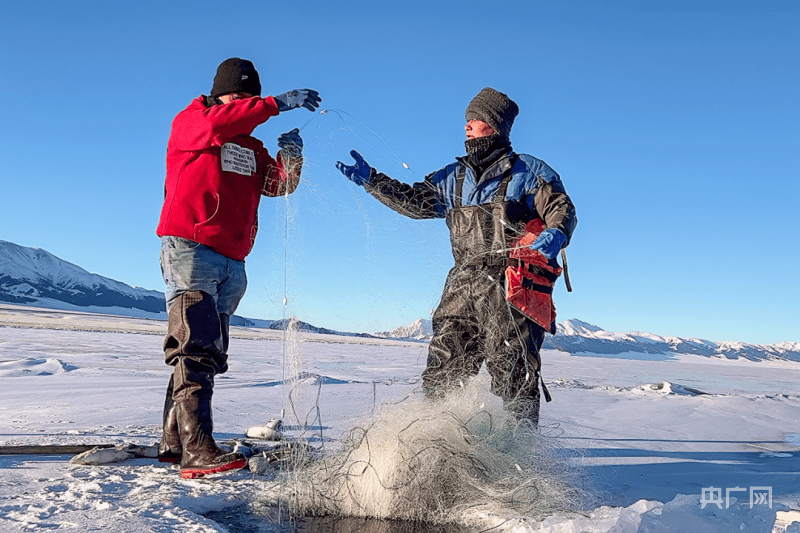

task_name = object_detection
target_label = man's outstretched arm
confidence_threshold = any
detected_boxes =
[336,150,446,220]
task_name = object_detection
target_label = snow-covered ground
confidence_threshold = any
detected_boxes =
[1,304,799,532]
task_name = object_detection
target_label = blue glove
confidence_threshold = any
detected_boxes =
[277,128,303,158]
[273,89,321,112]
[335,150,373,186]
[529,228,567,260]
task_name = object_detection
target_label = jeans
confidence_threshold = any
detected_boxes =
[159,236,247,318]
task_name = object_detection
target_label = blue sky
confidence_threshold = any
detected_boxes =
[1,0,798,344]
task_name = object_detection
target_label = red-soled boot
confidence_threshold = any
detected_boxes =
[177,393,245,479]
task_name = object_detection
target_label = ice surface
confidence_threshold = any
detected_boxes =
[1,306,798,532]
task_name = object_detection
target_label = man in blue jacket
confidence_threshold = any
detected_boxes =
[336,87,577,426]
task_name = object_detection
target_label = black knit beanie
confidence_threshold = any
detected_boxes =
[465,87,519,140]
[210,58,261,98]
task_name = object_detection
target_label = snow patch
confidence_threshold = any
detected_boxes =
[0,357,69,377]
[631,381,707,396]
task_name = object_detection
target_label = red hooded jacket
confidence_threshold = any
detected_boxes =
[157,96,298,261]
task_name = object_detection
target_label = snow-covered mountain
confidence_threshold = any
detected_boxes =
[0,240,373,337]
[549,318,800,362]
[0,240,165,316]
[382,317,800,364]
[375,318,433,341]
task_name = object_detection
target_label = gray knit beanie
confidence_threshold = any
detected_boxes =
[465,87,519,139]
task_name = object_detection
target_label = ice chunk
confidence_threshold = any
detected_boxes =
[246,418,283,441]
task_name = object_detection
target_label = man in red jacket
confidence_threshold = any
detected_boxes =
[155,58,321,478]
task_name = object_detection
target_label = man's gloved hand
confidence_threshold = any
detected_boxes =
[335,150,373,186]
[529,228,567,260]
[273,89,321,112]
[277,128,303,158]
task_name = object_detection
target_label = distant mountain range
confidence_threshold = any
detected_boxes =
[0,240,165,316]
[374,317,800,363]
[0,240,373,337]
[548,319,800,363]
[374,318,434,341]
[2,239,799,363]
[230,316,376,339]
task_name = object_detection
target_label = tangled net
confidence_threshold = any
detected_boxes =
[258,376,588,528]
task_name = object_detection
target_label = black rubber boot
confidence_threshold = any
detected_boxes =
[157,376,182,463]
[162,291,244,478]
[176,392,246,479]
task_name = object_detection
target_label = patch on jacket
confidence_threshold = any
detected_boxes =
[221,143,257,176]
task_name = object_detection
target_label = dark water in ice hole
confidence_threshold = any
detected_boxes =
[203,505,480,533]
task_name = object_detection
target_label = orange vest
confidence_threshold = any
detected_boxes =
[506,219,562,334]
